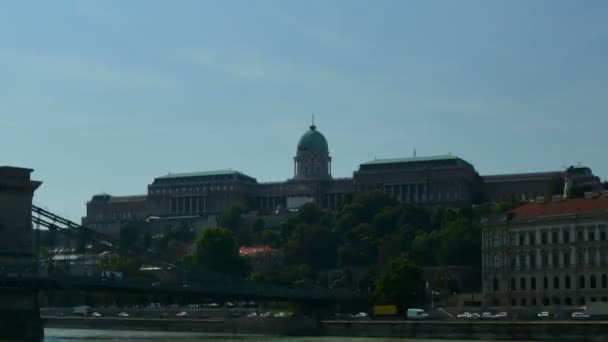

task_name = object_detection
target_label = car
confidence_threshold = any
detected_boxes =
[457,312,471,319]
[176,311,189,317]
[226,302,236,308]
[208,303,220,308]
[247,312,258,318]
[274,312,288,318]
[260,312,273,318]
[481,312,494,320]
[469,313,481,320]
[494,312,508,319]
[117,312,130,317]
[91,312,102,317]
[353,312,370,320]
[572,312,590,320]
[537,311,551,319]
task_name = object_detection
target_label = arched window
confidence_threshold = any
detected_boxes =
[565,276,571,290]
[591,275,597,289]
[520,277,527,291]
[531,277,537,290]
[511,277,516,291]
[554,276,560,290]
[602,274,607,288]
[493,278,499,292]
[579,275,586,289]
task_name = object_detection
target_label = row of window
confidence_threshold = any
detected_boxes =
[486,248,608,270]
[150,185,235,195]
[501,296,607,308]
[491,274,608,292]
[484,224,608,248]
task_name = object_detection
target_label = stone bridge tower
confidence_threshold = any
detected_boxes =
[0,166,43,341]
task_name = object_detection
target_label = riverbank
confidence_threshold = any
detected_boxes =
[44,316,608,341]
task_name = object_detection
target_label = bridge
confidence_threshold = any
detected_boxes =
[0,166,365,341]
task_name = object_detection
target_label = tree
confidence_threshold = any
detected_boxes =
[373,257,424,313]
[193,227,251,276]
[119,223,140,255]
[298,202,323,224]
[217,204,245,232]
[284,224,338,269]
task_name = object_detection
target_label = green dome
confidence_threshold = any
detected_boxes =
[297,125,329,153]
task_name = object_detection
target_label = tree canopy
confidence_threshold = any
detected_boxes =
[193,227,250,276]
[373,257,424,313]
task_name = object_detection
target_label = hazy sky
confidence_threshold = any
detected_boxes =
[1,0,607,221]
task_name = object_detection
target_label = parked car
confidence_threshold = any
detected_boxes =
[91,312,102,317]
[352,312,370,320]
[457,312,471,319]
[494,312,508,319]
[572,312,590,320]
[481,312,494,320]
[247,312,258,318]
[537,311,551,319]
[260,312,273,318]
[176,311,189,317]
[117,312,130,317]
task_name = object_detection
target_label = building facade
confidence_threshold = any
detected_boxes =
[82,123,601,234]
[482,194,608,308]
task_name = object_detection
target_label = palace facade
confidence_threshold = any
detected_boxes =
[82,124,601,235]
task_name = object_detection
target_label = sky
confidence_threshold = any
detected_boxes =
[1,0,607,221]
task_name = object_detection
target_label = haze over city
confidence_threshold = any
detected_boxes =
[1,0,607,221]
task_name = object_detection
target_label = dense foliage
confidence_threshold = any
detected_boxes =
[372,257,424,313]
[192,227,251,276]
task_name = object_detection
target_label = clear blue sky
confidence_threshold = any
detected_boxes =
[1,0,607,221]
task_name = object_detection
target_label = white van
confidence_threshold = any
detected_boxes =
[407,308,429,320]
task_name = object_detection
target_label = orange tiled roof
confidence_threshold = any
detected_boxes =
[239,246,278,256]
[511,196,608,219]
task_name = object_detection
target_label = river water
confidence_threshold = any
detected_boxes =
[44,329,530,342]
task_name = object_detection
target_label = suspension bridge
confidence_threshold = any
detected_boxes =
[0,166,365,341]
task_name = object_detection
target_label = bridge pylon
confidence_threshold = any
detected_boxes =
[0,166,43,341]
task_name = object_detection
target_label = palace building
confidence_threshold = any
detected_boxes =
[82,123,601,235]
[482,193,608,308]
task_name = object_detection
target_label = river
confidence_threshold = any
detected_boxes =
[44,329,533,342]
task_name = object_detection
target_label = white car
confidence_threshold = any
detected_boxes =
[457,312,471,319]
[260,312,273,318]
[176,311,189,317]
[247,312,258,317]
[481,312,494,320]
[469,313,480,320]
[537,311,550,319]
[117,312,130,317]
[572,312,590,320]
[274,312,288,318]
[91,312,102,317]
[494,312,508,319]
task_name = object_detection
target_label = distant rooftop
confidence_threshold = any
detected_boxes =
[360,155,461,166]
[510,195,608,219]
[156,169,255,180]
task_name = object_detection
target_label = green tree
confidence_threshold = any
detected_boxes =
[119,223,140,255]
[298,202,323,224]
[284,224,338,269]
[373,257,424,313]
[193,227,251,276]
[217,204,245,232]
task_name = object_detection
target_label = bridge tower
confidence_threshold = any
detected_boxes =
[0,166,43,341]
